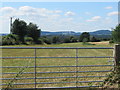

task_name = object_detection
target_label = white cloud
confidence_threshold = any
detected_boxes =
[19,6,36,12]
[65,11,75,16]
[0,6,117,33]
[0,6,64,33]
[54,10,62,13]
[86,16,101,22]
[18,6,51,17]
[0,6,63,18]
[0,7,15,12]
[107,11,119,16]
[17,6,37,16]
[51,14,60,17]
[105,6,113,9]
[0,7,16,16]
[67,18,74,21]
[37,8,62,15]
[37,8,52,14]
[85,12,91,15]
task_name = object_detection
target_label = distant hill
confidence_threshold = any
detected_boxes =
[41,30,111,36]
[89,30,112,39]
[0,33,8,36]
[0,30,112,38]
[41,31,81,36]
[89,30,111,35]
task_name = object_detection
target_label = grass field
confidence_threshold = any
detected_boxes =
[2,42,115,89]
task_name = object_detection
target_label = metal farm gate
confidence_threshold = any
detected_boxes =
[0,47,115,89]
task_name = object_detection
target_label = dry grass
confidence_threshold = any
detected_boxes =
[2,42,115,89]
[90,41,110,45]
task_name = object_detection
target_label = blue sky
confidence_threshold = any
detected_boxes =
[0,2,119,33]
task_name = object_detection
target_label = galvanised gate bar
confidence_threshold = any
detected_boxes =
[0,47,114,89]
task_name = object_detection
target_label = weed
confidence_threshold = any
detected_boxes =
[4,66,28,90]
[102,66,120,89]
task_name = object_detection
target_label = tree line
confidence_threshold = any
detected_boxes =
[1,19,120,45]
[2,19,41,45]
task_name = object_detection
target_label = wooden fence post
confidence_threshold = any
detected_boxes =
[114,44,120,87]
[114,44,120,67]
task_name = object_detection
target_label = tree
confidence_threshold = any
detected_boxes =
[63,37,71,43]
[70,36,78,42]
[27,22,41,43]
[79,32,90,42]
[12,19,27,43]
[24,37,33,45]
[42,37,51,44]
[90,36,97,42]
[82,38,88,44]
[0,36,2,46]
[112,24,120,43]
[52,36,60,44]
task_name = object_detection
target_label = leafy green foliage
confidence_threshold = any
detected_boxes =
[52,36,60,44]
[12,19,27,43]
[102,66,120,89]
[2,34,19,45]
[63,37,71,43]
[27,22,41,43]
[112,24,120,44]
[70,36,78,42]
[79,32,90,42]
[10,19,42,45]
[37,38,44,44]
[0,36,2,45]
[90,36,97,42]
[63,36,78,43]
[42,36,52,44]
[24,37,34,45]
[109,40,114,44]
[3,18,112,46]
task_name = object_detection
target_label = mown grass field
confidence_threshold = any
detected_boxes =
[2,42,115,89]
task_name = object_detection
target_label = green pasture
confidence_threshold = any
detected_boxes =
[2,42,114,89]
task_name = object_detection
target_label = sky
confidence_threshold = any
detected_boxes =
[0,1,119,33]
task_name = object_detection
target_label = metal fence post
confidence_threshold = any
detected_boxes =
[34,48,37,89]
[76,49,78,87]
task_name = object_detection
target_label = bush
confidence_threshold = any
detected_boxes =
[2,37,15,45]
[2,34,19,45]
[82,38,95,45]
[42,37,51,44]
[24,37,34,45]
[0,36,2,46]
[37,38,44,44]
[52,36,60,44]
[109,40,114,44]
[63,37,71,43]
[70,37,78,42]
